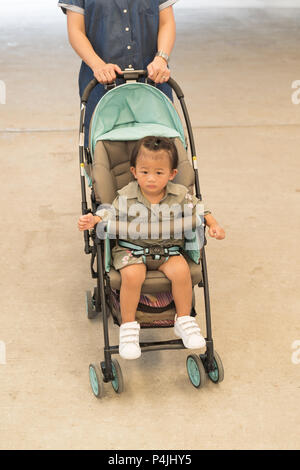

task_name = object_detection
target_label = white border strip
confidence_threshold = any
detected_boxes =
[58,2,85,15]
[159,0,179,11]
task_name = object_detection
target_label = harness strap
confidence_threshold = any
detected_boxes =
[118,240,181,259]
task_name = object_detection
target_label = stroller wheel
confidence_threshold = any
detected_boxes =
[86,290,98,319]
[89,363,104,398]
[186,354,207,389]
[111,359,124,394]
[206,350,224,384]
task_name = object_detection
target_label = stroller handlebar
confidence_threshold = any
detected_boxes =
[81,70,184,104]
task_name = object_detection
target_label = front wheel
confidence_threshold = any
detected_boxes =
[111,359,124,394]
[89,363,104,398]
[207,350,224,384]
[186,354,207,389]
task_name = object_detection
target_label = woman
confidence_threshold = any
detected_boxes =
[58,0,178,145]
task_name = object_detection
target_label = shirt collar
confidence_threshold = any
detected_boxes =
[121,180,183,201]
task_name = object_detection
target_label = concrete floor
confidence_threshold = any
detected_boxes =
[0,3,299,450]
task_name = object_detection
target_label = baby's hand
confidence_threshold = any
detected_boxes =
[208,223,225,240]
[78,213,96,231]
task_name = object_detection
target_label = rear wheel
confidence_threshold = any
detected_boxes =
[86,290,98,319]
[207,351,224,384]
[111,359,124,394]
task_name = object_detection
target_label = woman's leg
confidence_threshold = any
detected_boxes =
[120,263,147,323]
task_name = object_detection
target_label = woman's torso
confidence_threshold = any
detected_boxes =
[80,0,161,89]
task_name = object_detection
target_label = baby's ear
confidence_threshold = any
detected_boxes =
[130,166,137,178]
[169,169,178,180]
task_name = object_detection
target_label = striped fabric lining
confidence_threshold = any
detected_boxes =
[139,292,174,308]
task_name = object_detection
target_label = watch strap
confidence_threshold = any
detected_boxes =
[155,50,170,63]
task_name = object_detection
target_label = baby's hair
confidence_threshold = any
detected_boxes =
[130,136,178,169]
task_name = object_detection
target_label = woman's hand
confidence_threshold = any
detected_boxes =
[78,213,98,231]
[147,56,170,84]
[208,223,226,240]
[92,62,123,84]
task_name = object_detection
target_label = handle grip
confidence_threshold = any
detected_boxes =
[81,70,184,104]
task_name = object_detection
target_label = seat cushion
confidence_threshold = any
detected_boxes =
[107,257,202,293]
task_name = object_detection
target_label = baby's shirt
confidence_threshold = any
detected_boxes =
[96,181,210,248]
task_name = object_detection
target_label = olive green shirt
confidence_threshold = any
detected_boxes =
[96,180,210,247]
[96,181,210,270]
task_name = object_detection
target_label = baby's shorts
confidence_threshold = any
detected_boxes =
[112,244,179,271]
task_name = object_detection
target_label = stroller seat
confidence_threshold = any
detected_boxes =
[88,138,203,328]
[90,138,203,292]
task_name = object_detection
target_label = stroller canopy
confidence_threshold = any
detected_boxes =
[90,82,186,156]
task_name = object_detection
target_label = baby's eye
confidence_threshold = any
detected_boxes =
[157,172,163,175]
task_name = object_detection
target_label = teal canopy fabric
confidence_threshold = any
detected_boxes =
[90,82,186,157]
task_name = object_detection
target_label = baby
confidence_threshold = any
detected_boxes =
[78,136,225,360]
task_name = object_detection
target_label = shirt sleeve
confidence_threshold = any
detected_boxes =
[95,197,120,222]
[58,1,85,15]
[159,0,179,10]
[191,194,211,216]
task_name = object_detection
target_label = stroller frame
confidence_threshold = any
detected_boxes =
[78,70,221,392]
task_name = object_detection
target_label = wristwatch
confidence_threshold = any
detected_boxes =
[155,50,170,64]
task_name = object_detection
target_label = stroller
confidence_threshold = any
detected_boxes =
[79,70,224,397]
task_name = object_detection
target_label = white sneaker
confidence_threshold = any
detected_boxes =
[119,321,141,360]
[174,315,206,349]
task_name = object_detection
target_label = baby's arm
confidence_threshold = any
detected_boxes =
[204,213,225,240]
[192,195,225,240]
[78,213,101,231]
[78,198,119,232]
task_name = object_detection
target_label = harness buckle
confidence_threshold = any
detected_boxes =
[147,245,167,257]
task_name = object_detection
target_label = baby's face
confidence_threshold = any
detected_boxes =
[131,147,177,196]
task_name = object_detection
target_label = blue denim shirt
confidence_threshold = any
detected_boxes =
[58,0,178,145]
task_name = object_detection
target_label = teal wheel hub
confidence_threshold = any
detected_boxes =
[89,364,103,398]
[110,359,124,394]
[208,359,219,382]
[186,354,206,389]
[187,357,201,387]
[111,362,119,392]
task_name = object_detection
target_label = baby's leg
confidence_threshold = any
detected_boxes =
[158,255,192,316]
[158,255,205,349]
[120,263,147,324]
